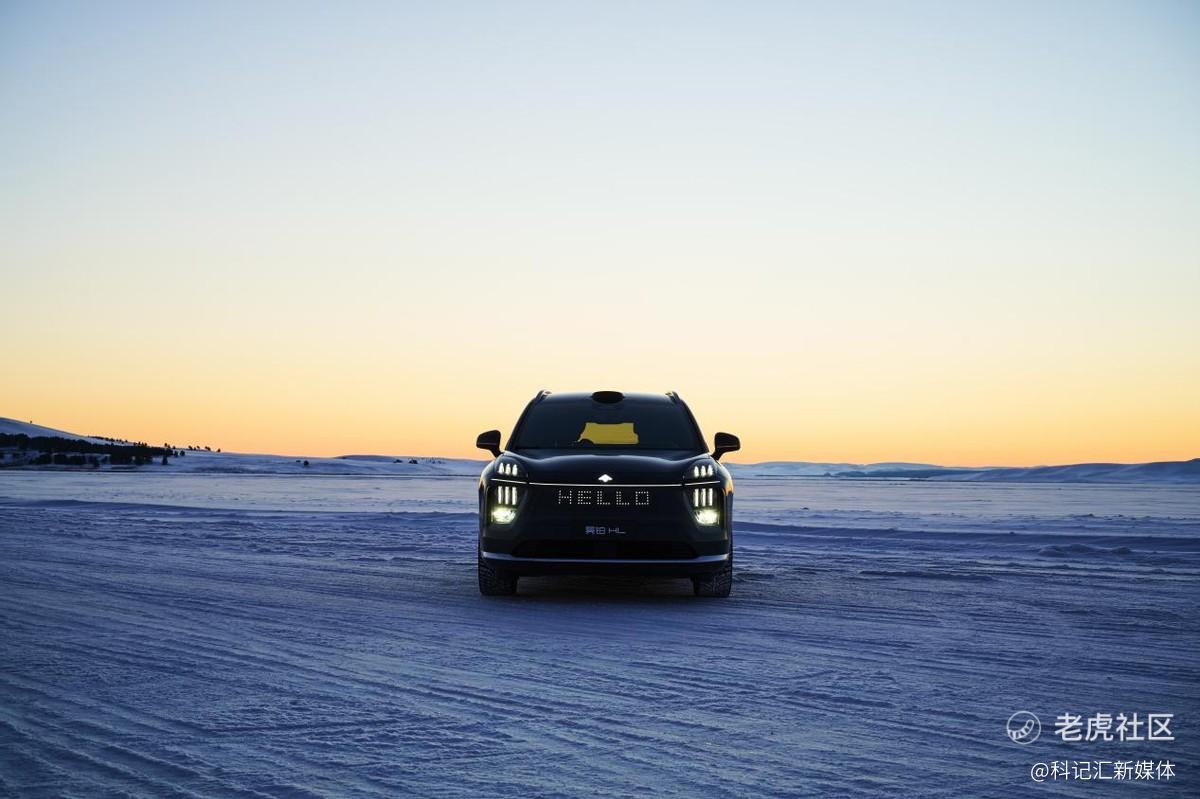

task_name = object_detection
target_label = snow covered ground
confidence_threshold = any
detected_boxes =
[1,473,1197,797]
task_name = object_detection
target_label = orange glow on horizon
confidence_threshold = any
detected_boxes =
[10,373,1198,468]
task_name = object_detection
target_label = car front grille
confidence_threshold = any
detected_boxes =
[511,539,698,560]
[529,483,687,514]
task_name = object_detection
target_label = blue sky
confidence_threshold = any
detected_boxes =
[2,1,1198,462]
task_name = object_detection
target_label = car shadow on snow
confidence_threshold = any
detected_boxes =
[502,574,702,600]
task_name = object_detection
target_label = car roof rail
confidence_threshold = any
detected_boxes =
[532,389,551,404]
[666,391,682,404]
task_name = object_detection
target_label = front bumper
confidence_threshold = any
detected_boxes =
[479,479,732,575]
[480,550,729,576]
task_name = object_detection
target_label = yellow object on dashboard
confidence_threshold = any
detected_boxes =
[577,422,639,445]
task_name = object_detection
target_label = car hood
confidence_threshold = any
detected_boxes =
[510,450,702,485]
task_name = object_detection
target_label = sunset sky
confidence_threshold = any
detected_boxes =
[3,1,1198,465]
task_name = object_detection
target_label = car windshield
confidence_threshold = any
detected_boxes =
[510,399,704,451]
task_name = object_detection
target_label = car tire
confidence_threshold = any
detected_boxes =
[692,556,732,598]
[478,553,518,596]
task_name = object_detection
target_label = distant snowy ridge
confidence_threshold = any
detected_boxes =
[157,452,486,476]
[3,416,1196,482]
[0,417,483,476]
[729,459,1200,483]
[732,461,944,477]
[0,417,112,445]
[925,459,1200,484]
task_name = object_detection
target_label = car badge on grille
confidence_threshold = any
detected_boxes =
[597,474,613,483]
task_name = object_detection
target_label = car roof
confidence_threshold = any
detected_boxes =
[537,391,677,405]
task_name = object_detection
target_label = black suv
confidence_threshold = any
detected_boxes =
[475,390,740,597]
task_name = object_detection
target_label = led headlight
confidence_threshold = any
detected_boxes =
[495,460,523,478]
[490,482,520,524]
[690,485,720,525]
[688,461,716,479]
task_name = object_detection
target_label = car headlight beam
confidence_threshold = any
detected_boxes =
[490,482,520,524]
[690,484,720,525]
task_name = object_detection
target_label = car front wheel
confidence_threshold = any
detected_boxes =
[692,556,732,598]
[478,552,518,596]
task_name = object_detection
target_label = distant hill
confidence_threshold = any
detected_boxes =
[0,417,167,467]
[732,459,1200,484]
[0,417,110,444]
[733,461,945,478]
[931,459,1200,484]
[0,417,484,475]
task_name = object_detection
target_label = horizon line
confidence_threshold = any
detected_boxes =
[2,417,1194,472]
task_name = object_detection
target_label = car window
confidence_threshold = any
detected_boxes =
[512,401,703,451]
[577,422,638,445]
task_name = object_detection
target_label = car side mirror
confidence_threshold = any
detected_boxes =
[476,430,502,458]
[712,432,740,461]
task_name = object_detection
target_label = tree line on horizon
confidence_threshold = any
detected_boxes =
[0,434,170,467]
